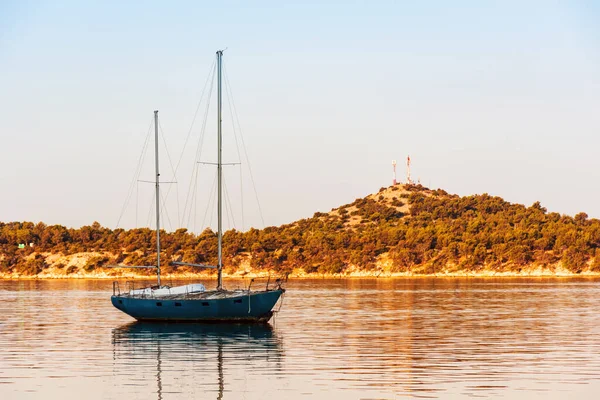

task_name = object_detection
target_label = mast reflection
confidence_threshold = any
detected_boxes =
[112,322,283,399]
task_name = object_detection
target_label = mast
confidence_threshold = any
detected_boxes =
[154,110,161,287]
[217,50,223,290]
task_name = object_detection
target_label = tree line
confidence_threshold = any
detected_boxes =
[2,184,600,275]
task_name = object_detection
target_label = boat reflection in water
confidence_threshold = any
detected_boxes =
[111,322,283,399]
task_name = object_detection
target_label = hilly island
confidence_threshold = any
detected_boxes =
[1,184,599,279]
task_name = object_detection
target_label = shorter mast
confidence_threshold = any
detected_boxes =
[154,110,161,287]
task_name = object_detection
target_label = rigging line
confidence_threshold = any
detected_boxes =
[223,62,266,227]
[159,189,173,233]
[176,59,216,170]
[223,70,245,231]
[223,175,237,230]
[228,181,237,231]
[208,187,215,231]
[189,165,195,232]
[224,179,232,231]
[191,164,204,232]
[168,59,216,204]
[201,169,218,234]
[185,163,199,231]
[193,72,216,168]
[158,120,180,225]
[122,120,153,226]
[222,175,232,230]
[193,164,200,233]
[223,77,243,165]
[181,66,216,226]
[207,169,220,232]
[116,118,153,228]
[182,161,197,228]
[239,167,245,231]
[146,189,156,229]
[183,164,195,229]
[193,170,198,233]
[135,181,139,228]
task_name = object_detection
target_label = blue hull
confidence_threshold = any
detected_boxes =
[111,289,283,322]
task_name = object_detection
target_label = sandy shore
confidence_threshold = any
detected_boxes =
[2,269,600,280]
[3,251,599,279]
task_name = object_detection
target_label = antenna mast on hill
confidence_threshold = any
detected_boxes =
[392,160,397,185]
[406,155,412,184]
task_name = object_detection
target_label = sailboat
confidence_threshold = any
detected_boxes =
[111,50,285,322]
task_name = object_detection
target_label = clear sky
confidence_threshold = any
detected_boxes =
[1,0,599,232]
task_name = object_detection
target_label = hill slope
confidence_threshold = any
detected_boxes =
[2,184,600,277]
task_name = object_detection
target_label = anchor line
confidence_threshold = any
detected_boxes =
[248,290,251,314]
[275,291,285,313]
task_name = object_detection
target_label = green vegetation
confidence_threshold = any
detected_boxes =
[1,184,600,276]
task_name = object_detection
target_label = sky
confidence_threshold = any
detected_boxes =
[1,0,600,232]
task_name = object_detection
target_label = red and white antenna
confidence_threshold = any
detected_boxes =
[392,160,397,185]
[406,155,412,184]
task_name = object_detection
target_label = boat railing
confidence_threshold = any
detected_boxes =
[112,281,141,297]
[246,273,288,292]
[125,280,142,298]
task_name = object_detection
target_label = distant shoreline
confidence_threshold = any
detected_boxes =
[2,270,600,280]
[4,184,600,283]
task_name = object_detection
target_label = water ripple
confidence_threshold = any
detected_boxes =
[1,278,600,399]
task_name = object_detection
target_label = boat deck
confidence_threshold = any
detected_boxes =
[115,289,272,301]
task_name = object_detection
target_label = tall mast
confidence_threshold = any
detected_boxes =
[217,50,223,290]
[154,110,161,287]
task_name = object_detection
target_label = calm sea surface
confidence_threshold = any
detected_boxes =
[1,278,600,399]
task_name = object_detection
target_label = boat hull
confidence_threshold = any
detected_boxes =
[111,289,283,323]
